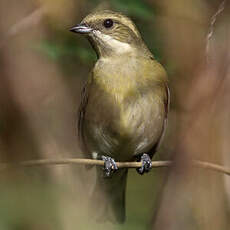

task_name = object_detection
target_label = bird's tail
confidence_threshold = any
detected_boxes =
[90,168,128,224]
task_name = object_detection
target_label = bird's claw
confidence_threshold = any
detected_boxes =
[102,156,118,177]
[136,153,152,175]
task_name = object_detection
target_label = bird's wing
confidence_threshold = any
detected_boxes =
[78,80,91,158]
[148,83,170,158]
[156,83,170,151]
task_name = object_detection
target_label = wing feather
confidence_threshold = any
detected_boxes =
[78,81,90,157]
[148,83,170,157]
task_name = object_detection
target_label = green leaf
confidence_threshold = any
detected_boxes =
[111,0,154,19]
[33,41,62,60]
[32,40,95,64]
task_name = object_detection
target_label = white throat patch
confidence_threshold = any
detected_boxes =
[93,30,132,54]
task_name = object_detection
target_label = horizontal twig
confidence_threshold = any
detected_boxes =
[0,158,230,176]
[192,160,230,176]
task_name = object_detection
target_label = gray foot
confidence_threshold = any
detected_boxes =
[136,153,152,175]
[102,156,118,177]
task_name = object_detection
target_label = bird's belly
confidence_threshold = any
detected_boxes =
[84,95,164,161]
[86,117,143,161]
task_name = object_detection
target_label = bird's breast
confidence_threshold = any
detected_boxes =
[84,83,164,161]
[81,57,166,160]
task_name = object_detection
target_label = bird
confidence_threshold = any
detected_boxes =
[70,10,169,224]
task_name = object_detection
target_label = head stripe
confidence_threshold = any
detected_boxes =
[82,10,140,37]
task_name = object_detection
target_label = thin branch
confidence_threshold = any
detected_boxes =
[0,7,45,48]
[206,0,226,63]
[193,160,230,176]
[0,158,230,176]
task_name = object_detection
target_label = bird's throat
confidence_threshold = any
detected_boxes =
[90,31,135,58]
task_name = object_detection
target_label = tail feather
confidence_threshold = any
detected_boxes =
[90,168,128,223]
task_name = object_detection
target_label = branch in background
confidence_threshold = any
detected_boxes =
[206,0,226,63]
[0,158,230,176]
[0,7,45,48]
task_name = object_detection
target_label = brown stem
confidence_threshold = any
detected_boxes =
[0,158,230,176]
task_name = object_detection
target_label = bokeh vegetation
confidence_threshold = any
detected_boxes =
[0,0,230,229]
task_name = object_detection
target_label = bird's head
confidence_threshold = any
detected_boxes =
[70,10,150,58]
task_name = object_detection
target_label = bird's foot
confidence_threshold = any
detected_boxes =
[102,156,118,177]
[136,153,152,175]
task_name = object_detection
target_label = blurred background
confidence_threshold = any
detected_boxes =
[0,0,230,229]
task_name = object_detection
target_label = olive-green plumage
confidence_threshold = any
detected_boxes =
[70,10,169,223]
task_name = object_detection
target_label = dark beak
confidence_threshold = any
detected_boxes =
[69,23,93,34]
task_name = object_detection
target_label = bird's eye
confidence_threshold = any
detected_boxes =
[103,19,114,28]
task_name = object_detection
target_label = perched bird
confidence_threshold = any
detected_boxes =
[70,10,169,223]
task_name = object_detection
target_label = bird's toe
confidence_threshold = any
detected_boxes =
[102,156,118,177]
[136,153,152,175]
